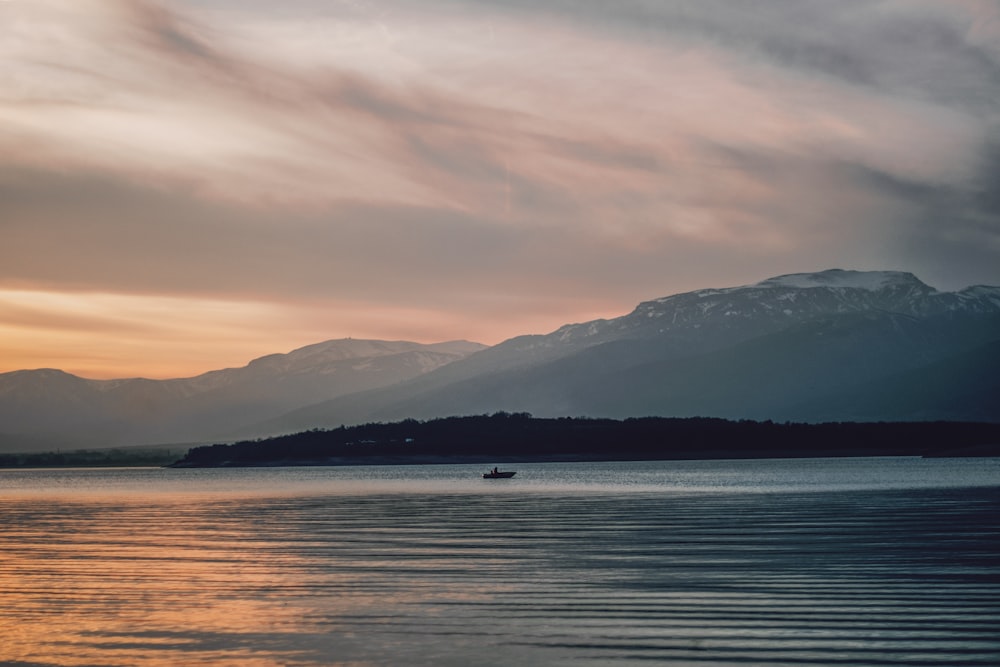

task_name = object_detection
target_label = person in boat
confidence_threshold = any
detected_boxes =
[492,467,499,475]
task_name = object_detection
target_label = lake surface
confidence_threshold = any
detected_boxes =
[2,458,999,666]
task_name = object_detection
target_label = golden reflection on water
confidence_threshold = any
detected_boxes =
[2,464,1000,667]
[1,499,319,666]
[0,489,522,667]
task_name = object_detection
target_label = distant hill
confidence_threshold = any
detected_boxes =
[0,340,485,451]
[2,269,998,452]
[172,414,1000,467]
[251,270,1000,434]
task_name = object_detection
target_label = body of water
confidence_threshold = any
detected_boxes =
[1,457,999,666]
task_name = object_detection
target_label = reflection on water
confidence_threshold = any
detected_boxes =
[1,459,999,666]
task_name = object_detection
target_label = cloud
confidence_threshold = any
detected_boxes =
[847,145,1000,290]
[435,0,1000,107]
[0,0,998,376]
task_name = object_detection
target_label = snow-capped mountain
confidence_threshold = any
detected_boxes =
[523,269,996,351]
[0,339,485,451]
[257,270,1000,433]
[356,269,996,385]
[1,270,997,452]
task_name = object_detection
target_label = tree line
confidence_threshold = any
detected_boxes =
[0,447,180,468]
[171,413,1000,467]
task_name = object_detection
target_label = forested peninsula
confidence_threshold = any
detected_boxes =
[170,413,1000,467]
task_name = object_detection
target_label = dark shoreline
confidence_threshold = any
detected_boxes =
[167,452,1000,469]
[0,447,181,469]
[169,414,1000,468]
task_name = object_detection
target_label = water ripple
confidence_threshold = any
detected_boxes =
[1,462,998,666]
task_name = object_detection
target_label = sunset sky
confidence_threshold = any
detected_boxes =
[2,0,999,379]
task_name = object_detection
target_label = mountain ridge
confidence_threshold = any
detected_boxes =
[1,270,998,452]
[0,339,486,450]
[246,270,1000,436]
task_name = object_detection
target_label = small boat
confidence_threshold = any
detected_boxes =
[483,470,516,479]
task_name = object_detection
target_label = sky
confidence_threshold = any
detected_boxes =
[2,0,999,379]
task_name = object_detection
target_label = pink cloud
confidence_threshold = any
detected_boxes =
[0,0,996,377]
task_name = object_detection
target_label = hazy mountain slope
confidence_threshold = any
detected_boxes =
[254,271,1000,432]
[365,269,947,387]
[0,339,484,451]
[3,269,998,451]
[782,338,1000,423]
[389,269,999,398]
[0,369,125,449]
[566,312,1000,420]
[264,312,1000,430]
[157,340,485,441]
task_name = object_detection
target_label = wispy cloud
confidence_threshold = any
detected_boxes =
[1,0,998,377]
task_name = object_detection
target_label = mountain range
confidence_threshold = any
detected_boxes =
[2,269,998,452]
[0,340,484,451]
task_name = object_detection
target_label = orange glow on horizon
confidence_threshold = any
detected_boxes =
[1,1,997,380]
[0,288,626,379]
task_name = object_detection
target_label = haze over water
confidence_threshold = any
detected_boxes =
[2,458,999,666]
